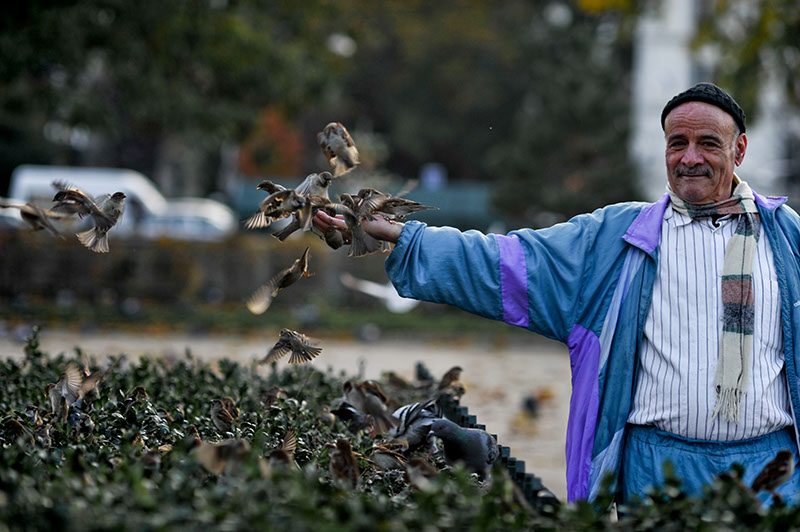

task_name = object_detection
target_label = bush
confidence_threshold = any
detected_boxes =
[1,329,798,531]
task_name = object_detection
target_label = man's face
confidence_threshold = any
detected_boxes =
[664,101,747,204]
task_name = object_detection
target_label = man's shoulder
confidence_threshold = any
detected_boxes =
[570,200,654,228]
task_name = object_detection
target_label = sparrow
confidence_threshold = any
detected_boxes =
[367,442,407,471]
[220,396,239,420]
[389,399,442,453]
[269,430,297,470]
[73,357,119,411]
[182,424,202,450]
[323,225,345,250]
[751,449,795,497]
[329,438,359,489]
[3,419,32,445]
[0,200,67,237]
[262,385,288,407]
[260,328,322,365]
[404,456,439,492]
[317,405,336,430]
[156,407,175,424]
[195,439,251,475]
[51,182,126,253]
[317,122,360,177]
[24,404,43,426]
[246,247,313,315]
[244,183,309,230]
[295,171,334,198]
[342,380,398,435]
[437,366,463,391]
[210,398,235,434]
[45,362,83,421]
[429,418,498,479]
[334,194,382,257]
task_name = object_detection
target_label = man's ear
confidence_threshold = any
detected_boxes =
[735,133,748,166]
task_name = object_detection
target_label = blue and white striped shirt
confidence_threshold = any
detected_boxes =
[628,205,793,440]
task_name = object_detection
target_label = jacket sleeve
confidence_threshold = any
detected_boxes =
[385,217,598,342]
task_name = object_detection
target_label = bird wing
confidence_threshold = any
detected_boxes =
[261,337,292,364]
[57,363,84,405]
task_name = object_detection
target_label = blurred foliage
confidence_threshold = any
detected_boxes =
[694,0,800,118]
[0,0,650,222]
[2,329,800,530]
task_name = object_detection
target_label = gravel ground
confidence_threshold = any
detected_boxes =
[0,326,572,500]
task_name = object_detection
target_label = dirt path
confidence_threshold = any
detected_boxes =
[0,327,572,500]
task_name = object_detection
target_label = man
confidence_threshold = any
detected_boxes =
[315,83,800,504]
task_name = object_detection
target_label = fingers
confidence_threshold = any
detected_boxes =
[314,211,347,231]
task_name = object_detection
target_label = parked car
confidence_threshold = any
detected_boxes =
[7,165,237,241]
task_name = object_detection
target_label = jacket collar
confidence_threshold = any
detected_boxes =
[622,190,788,255]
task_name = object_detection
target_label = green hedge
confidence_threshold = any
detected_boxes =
[1,330,799,531]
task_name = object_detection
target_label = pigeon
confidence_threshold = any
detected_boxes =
[246,247,312,315]
[429,418,498,479]
[51,182,126,253]
[0,200,67,237]
[318,122,359,177]
[389,399,442,453]
[260,328,322,365]
[752,449,795,498]
[330,401,371,435]
[210,398,235,434]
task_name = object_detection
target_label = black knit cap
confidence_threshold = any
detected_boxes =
[661,82,746,133]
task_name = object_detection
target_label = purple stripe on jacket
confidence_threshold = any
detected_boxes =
[495,234,530,328]
[566,324,600,502]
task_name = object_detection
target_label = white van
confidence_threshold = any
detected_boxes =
[7,165,237,241]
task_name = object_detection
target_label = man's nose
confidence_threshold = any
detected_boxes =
[681,143,704,166]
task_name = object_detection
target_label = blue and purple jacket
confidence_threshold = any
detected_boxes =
[384,191,800,502]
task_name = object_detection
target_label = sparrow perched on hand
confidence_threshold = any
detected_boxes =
[246,247,312,315]
[329,438,359,489]
[318,122,359,177]
[389,399,442,453]
[51,182,125,253]
[210,398,235,434]
[334,194,382,257]
[343,380,398,435]
[260,328,322,365]
[244,182,310,231]
[0,200,67,237]
[752,449,795,498]
[429,418,498,479]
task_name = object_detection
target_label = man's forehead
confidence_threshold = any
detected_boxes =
[664,101,737,134]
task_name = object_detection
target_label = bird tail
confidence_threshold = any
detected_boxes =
[332,157,356,178]
[287,344,322,364]
[76,228,109,253]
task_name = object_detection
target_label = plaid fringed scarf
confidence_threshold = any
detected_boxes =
[667,179,760,424]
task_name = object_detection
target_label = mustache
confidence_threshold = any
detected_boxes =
[674,166,712,178]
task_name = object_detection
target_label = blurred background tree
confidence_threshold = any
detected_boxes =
[1,1,796,222]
